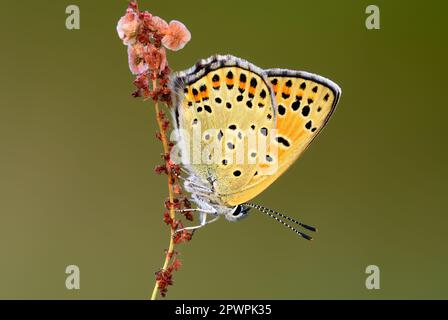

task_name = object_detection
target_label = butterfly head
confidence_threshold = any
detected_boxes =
[224,204,251,222]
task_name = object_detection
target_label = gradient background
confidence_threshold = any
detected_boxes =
[0,0,447,299]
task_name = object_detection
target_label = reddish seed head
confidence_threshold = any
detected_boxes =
[163,211,173,226]
[161,120,170,131]
[172,258,182,271]
[131,90,141,98]
[133,73,148,90]
[162,152,170,161]
[173,230,192,244]
[157,109,165,120]
[172,198,181,209]
[164,199,173,210]
[154,164,168,175]
[182,197,192,209]
[184,212,193,221]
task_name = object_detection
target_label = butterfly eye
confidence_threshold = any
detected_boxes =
[232,205,250,217]
[232,205,242,216]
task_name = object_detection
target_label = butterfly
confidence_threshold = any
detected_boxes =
[170,55,341,240]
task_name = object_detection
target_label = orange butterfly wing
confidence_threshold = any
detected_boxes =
[222,69,341,206]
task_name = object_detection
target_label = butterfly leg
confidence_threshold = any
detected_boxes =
[179,176,213,194]
[176,214,220,233]
[175,208,215,214]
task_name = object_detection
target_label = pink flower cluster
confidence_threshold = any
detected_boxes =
[116,1,191,99]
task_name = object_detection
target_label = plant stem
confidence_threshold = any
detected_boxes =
[150,77,176,300]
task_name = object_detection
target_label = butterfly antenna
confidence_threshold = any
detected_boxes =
[244,203,318,232]
[244,203,315,241]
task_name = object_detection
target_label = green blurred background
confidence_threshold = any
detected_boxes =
[0,0,447,299]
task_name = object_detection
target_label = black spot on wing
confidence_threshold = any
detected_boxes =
[278,104,286,115]
[250,78,258,88]
[291,100,300,111]
[275,136,290,147]
[302,105,310,117]
[305,120,312,130]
